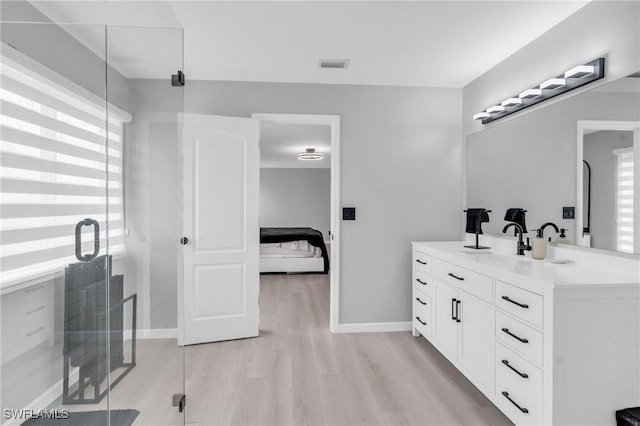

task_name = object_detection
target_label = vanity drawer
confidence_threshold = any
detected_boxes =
[433,258,493,303]
[496,280,543,329]
[413,250,432,274]
[496,311,543,366]
[496,342,543,426]
[413,291,432,337]
[413,270,433,296]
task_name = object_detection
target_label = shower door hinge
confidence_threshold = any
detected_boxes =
[171,70,185,87]
[172,393,186,413]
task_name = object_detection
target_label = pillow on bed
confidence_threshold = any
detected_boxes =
[260,243,281,248]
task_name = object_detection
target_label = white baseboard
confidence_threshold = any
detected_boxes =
[123,328,177,342]
[336,321,412,333]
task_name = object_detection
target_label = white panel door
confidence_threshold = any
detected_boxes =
[458,291,495,394]
[434,280,458,359]
[180,113,259,345]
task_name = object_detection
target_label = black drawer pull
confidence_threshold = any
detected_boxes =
[416,278,427,285]
[501,359,529,378]
[501,391,529,414]
[448,273,464,281]
[415,316,427,326]
[415,297,427,306]
[502,296,529,309]
[415,259,427,265]
[501,328,529,343]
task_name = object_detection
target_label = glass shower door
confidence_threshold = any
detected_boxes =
[1,14,186,426]
[0,20,115,424]
[105,25,185,425]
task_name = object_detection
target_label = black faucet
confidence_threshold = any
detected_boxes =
[503,223,531,255]
[539,222,560,241]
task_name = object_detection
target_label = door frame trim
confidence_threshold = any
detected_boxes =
[252,113,341,333]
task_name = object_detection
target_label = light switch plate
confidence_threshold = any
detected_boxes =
[343,207,356,221]
[563,206,575,219]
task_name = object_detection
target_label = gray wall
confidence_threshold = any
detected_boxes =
[129,79,462,325]
[467,90,640,244]
[584,130,634,251]
[260,168,331,240]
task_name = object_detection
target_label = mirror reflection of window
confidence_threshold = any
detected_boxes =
[614,147,634,252]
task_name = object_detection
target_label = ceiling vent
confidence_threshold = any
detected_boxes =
[319,59,349,69]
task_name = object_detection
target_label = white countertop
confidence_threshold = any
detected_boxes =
[413,240,640,288]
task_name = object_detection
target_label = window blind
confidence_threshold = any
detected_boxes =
[0,46,131,288]
[614,147,634,253]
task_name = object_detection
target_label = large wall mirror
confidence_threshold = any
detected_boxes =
[467,71,640,254]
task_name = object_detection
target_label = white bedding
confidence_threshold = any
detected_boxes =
[260,240,322,258]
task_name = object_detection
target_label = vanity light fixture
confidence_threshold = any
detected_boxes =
[298,148,323,160]
[501,98,522,107]
[486,105,505,113]
[540,77,566,90]
[473,58,605,124]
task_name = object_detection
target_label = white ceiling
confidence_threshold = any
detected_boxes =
[260,122,331,169]
[30,1,590,87]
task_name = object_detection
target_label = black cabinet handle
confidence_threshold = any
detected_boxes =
[456,300,461,323]
[451,298,457,320]
[501,391,529,414]
[501,359,529,378]
[415,297,427,306]
[416,278,427,286]
[502,296,529,309]
[501,328,529,343]
[448,273,464,281]
[416,316,427,326]
[415,259,427,265]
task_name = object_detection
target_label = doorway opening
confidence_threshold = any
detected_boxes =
[252,114,341,332]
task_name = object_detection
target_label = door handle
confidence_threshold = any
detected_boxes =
[75,218,99,261]
[455,300,461,323]
[180,237,189,245]
[451,298,457,320]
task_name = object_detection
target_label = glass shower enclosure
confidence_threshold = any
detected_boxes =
[1,7,185,425]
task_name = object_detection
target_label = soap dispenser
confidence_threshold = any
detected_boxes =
[555,228,570,244]
[531,229,547,260]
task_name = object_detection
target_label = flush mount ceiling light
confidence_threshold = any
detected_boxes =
[474,58,605,124]
[298,148,323,160]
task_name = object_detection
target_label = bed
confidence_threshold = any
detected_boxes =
[260,227,329,274]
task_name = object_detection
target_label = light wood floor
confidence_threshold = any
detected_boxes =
[66,273,513,425]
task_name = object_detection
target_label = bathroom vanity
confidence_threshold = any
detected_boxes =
[412,235,639,425]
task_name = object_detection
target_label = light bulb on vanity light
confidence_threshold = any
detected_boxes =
[564,65,594,78]
[519,88,542,99]
[540,78,566,90]
[486,105,505,114]
[501,98,522,107]
[473,112,490,120]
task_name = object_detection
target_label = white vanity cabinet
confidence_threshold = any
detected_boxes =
[412,241,640,426]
